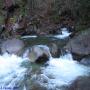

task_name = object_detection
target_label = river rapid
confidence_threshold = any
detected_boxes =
[0,28,90,90]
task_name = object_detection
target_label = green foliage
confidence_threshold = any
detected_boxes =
[76,0,90,23]
[15,0,28,16]
[0,0,89,31]
[0,15,4,24]
[76,24,88,32]
[20,6,27,16]
[0,0,3,9]
[50,14,60,24]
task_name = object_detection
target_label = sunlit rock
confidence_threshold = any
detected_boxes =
[25,45,50,63]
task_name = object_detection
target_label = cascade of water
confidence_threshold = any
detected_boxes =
[0,51,89,90]
[33,53,90,89]
[54,27,71,39]
[0,53,28,89]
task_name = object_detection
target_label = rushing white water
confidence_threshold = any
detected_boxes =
[21,28,71,40]
[21,35,37,39]
[0,53,27,89]
[33,53,89,89]
[54,28,71,39]
[0,52,89,90]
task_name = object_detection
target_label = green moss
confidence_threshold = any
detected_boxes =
[50,14,60,24]
[0,15,4,24]
[20,7,27,16]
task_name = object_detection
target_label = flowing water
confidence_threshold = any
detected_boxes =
[0,53,28,90]
[30,53,90,90]
[0,29,90,90]
[53,28,71,39]
[0,53,89,90]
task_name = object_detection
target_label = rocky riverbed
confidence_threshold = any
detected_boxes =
[0,28,90,90]
[0,0,90,90]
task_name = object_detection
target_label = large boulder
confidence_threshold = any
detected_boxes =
[25,45,50,63]
[1,38,25,55]
[80,56,90,66]
[65,28,90,60]
[49,43,61,58]
[68,76,90,90]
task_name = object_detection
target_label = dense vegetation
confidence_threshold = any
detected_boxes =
[0,0,90,38]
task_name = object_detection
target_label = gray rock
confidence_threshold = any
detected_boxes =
[65,28,90,60]
[68,76,90,90]
[30,74,49,90]
[1,38,25,55]
[80,57,90,66]
[25,45,50,63]
[49,43,61,58]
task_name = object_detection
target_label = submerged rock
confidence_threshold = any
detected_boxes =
[1,38,25,55]
[26,45,50,63]
[30,74,48,90]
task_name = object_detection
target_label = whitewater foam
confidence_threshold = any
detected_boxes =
[40,53,89,89]
[0,53,27,88]
[0,52,89,90]
[54,28,71,39]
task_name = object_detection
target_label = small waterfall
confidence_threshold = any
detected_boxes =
[31,53,90,90]
[54,28,71,39]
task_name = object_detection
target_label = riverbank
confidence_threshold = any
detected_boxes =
[0,0,89,39]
